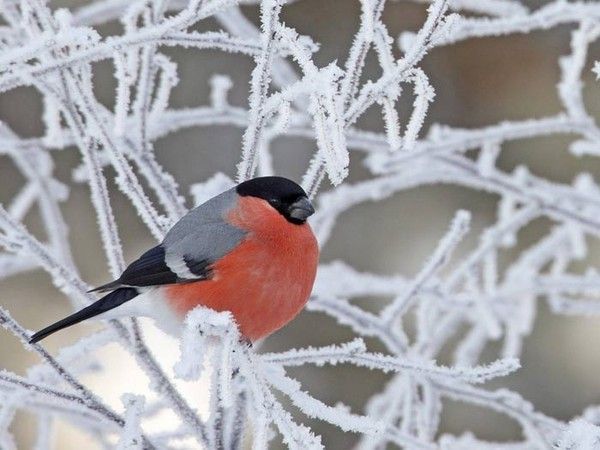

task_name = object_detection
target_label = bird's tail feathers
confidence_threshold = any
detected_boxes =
[87,280,122,293]
[29,287,139,343]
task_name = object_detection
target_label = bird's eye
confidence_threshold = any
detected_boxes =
[268,199,281,208]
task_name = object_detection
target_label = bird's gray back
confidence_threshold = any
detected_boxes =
[162,188,246,271]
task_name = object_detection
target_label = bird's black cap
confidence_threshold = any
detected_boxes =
[236,176,314,224]
[236,176,307,200]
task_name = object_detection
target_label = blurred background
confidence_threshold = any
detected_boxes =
[1,0,600,448]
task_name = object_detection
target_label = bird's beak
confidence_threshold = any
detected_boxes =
[288,197,315,221]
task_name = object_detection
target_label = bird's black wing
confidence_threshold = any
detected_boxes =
[90,245,211,292]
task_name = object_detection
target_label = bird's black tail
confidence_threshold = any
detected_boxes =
[29,288,139,343]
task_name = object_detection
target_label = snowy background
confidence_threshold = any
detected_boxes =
[1,0,600,449]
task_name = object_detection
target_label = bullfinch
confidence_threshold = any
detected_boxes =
[30,176,319,343]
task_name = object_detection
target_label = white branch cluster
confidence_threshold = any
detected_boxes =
[0,0,600,448]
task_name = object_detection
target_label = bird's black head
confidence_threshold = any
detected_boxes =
[236,176,315,224]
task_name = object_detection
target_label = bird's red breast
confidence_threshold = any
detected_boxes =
[164,196,319,341]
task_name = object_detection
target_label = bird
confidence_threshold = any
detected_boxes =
[29,176,319,344]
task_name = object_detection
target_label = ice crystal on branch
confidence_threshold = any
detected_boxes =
[0,0,600,448]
